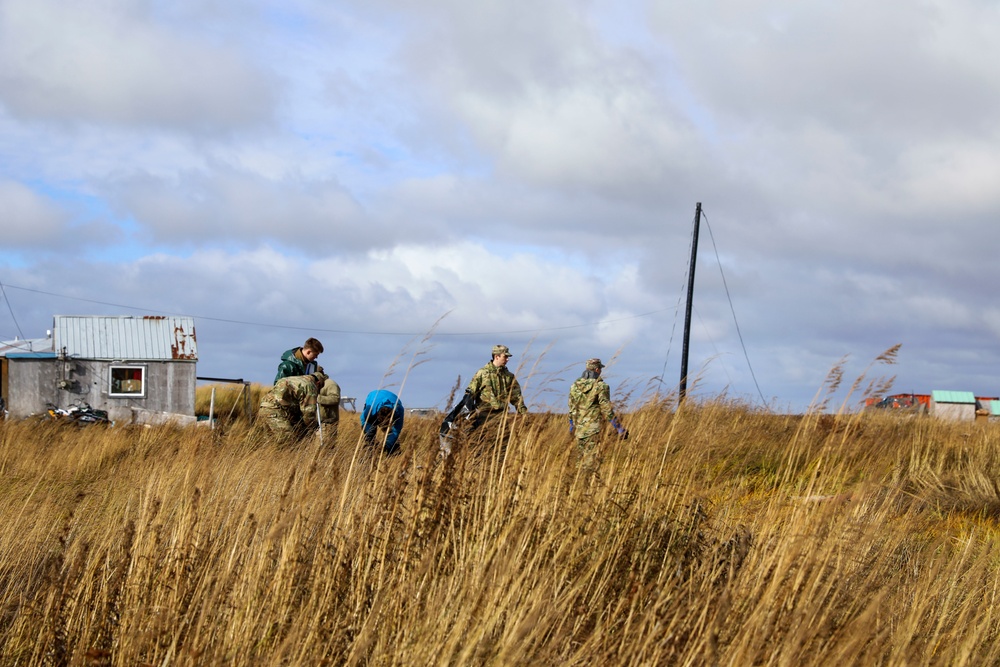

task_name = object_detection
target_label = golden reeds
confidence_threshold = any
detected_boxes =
[2,365,1000,664]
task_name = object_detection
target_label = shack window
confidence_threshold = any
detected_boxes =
[109,365,146,397]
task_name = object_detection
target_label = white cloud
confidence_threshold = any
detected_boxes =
[0,181,69,245]
[105,169,368,251]
[0,0,277,129]
[2,0,1000,411]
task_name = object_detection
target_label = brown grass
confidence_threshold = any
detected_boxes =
[3,380,1000,664]
[194,383,270,423]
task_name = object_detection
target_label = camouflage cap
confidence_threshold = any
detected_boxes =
[311,371,329,385]
[492,344,512,357]
[586,358,604,371]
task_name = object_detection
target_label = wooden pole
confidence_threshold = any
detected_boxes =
[679,202,702,403]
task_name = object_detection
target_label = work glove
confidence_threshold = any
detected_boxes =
[611,418,629,440]
[568,418,574,435]
[439,420,453,437]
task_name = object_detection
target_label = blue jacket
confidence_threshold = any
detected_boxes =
[361,390,404,453]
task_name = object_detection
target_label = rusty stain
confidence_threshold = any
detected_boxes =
[170,323,198,360]
[143,315,166,320]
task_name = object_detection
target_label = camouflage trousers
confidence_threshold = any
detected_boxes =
[573,424,603,472]
[317,407,339,442]
[443,410,517,456]
[257,405,309,440]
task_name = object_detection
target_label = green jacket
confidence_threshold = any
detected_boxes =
[274,347,316,384]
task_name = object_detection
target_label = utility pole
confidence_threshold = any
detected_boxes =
[679,202,702,403]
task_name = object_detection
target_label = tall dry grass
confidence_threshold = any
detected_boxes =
[2,384,1000,664]
[194,383,271,423]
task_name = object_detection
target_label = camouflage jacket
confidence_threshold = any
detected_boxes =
[568,377,616,432]
[317,378,341,425]
[467,362,527,414]
[260,375,320,428]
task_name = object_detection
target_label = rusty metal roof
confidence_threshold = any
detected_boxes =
[53,315,198,361]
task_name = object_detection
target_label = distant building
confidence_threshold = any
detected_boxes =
[930,390,976,422]
[0,315,197,424]
[865,393,930,411]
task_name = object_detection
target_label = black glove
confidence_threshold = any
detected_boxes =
[439,420,453,437]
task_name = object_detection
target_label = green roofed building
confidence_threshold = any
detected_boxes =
[930,390,976,422]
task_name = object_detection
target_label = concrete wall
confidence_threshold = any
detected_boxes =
[5,358,59,418]
[4,357,196,422]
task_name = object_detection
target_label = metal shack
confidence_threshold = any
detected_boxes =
[0,315,197,424]
[929,390,976,422]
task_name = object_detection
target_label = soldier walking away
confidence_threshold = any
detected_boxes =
[568,358,628,470]
[274,337,324,384]
[361,389,404,456]
[258,371,329,441]
[440,344,528,454]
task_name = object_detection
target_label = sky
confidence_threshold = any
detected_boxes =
[2,0,999,413]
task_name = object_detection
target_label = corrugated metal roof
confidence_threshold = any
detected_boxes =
[932,390,975,404]
[0,337,53,356]
[53,315,198,361]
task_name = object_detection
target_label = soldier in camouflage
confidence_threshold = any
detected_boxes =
[467,345,527,415]
[568,358,628,462]
[258,371,328,440]
[440,344,527,450]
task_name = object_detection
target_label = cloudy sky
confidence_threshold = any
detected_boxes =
[2,0,998,413]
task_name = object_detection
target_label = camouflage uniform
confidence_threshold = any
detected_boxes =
[467,361,528,416]
[568,359,624,461]
[258,372,325,438]
[440,345,527,453]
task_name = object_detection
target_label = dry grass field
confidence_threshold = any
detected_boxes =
[3,376,1000,664]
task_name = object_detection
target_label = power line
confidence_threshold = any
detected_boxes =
[0,280,26,340]
[702,213,767,405]
[658,210,695,388]
[0,282,674,338]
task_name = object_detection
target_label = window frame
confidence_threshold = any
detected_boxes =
[108,364,147,398]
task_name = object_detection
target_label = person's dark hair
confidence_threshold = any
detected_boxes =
[304,337,324,354]
[375,405,394,427]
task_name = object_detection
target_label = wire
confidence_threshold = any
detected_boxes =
[0,280,26,340]
[0,282,674,338]
[702,212,767,405]
[658,210,695,388]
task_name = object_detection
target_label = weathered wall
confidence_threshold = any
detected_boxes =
[5,358,59,418]
[931,402,974,422]
[5,357,196,422]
